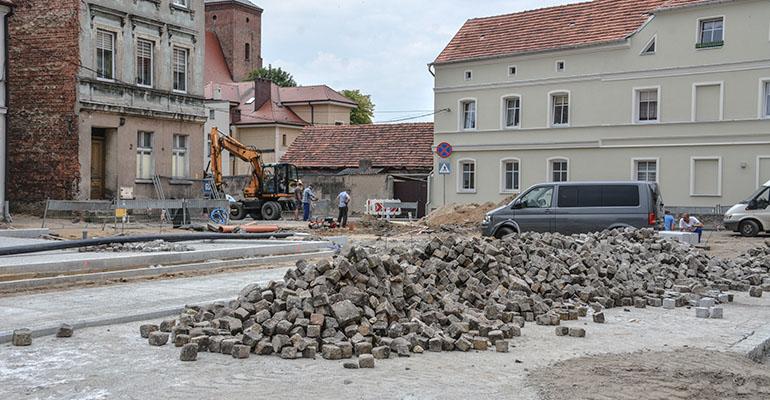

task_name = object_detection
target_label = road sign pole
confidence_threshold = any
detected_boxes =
[443,175,446,206]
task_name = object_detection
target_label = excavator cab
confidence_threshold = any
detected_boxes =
[262,163,299,195]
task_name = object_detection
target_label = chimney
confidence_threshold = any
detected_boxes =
[253,78,272,111]
[359,159,373,171]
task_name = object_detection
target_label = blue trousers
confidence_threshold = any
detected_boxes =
[303,202,311,221]
[694,227,703,242]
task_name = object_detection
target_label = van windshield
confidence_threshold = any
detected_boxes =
[743,186,769,204]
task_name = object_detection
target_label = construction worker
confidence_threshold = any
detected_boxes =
[336,190,351,228]
[293,181,304,220]
[302,185,317,221]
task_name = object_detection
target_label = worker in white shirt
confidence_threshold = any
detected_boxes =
[336,190,351,228]
[679,213,705,242]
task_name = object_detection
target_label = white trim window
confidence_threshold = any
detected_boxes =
[96,29,115,80]
[136,131,154,180]
[136,39,153,87]
[508,65,517,77]
[503,96,521,128]
[690,157,723,197]
[464,70,473,81]
[549,158,569,182]
[461,100,476,130]
[641,36,656,55]
[501,159,520,193]
[173,47,189,93]
[172,134,189,178]
[698,17,724,46]
[459,160,476,192]
[172,0,189,7]
[551,93,569,126]
[634,159,658,182]
[637,88,659,122]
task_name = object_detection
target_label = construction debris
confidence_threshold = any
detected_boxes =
[12,329,32,346]
[80,240,193,253]
[140,228,770,364]
[56,324,74,338]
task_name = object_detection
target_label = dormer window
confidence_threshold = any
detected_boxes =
[642,36,656,55]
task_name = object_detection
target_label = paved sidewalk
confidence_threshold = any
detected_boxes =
[0,265,291,342]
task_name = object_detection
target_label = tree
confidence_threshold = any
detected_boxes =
[244,65,297,87]
[341,89,375,125]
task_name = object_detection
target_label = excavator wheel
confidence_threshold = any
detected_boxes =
[261,201,282,221]
[230,202,247,221]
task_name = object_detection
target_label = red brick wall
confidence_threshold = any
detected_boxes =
[7,0,81,204]
[206,2,262,82]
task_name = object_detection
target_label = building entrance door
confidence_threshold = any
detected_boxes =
[90,130,106,199]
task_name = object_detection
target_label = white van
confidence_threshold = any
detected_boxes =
[723,180,770,237]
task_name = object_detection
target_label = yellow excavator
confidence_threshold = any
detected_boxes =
[208,127,300,220]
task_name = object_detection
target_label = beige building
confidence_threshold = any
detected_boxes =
[203,0,356,175]
[430,0,770,211]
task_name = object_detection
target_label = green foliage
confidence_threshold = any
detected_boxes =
[244,66,297,87]
[341,89,375,125]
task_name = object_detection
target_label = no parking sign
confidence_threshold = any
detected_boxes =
[436,142,453,158]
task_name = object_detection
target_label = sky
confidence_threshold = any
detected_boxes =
[253,0,579,123]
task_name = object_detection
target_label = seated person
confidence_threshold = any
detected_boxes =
[663,210,676,231]
[679,213,704,242]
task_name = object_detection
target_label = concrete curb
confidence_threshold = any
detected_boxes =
[731,323,770,362]
[0,228,49,239]
[0,250,334,292]
[0,240,329,276]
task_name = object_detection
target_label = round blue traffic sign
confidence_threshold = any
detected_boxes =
[436,142,453,158]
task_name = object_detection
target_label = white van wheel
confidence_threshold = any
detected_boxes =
[739,220,760,237]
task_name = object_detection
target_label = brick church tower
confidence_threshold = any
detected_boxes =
[205,0,263,82]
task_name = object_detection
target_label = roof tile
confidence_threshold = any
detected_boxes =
[434,0,712,64]
[282,123,435,170]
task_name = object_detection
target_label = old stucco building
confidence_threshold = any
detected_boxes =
[8,0,207,204]
[203,0,356,174]
[430,0,770,211]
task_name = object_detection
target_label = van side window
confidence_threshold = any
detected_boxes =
[756,188,770,209]
[520,186,554,208]
[558,185,639,208]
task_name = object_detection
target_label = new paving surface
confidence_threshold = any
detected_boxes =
[0,292,767,400]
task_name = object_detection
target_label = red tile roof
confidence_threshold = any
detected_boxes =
[279,85,357,107]
[236,82,308,127]
[434,0,713,64]
[282,123,435,170]
[204,31,234,84]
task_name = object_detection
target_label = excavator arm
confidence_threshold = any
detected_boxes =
[209,127,263,198]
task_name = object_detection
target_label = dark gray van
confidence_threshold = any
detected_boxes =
[481,181,663,238]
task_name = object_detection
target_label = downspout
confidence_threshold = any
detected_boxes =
[1,6,11,221]
[309,102,315,125]
[426,171,433,215]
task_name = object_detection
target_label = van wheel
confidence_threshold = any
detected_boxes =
[495,227,516,239]
[739,220,760,237]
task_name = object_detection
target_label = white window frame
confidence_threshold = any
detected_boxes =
[631,158,660,183]
[499,158,521,194]
[172,134,189,179]
[458,98,477,131]
[759,78,770,119]
[95,29,116,81]
[757,156,770,188]
[464,70,473,81]
[640,35,657,55]
[696,16,725,48]
[691,81,724,122]
[507,65,517,77]
[136,131,154,181]
[457,158,477,193]
[548,90,570,128]
[689,156,722,197]
[172,0,189,8]
[500,94,522,129]
[546,157,569,183]
[632,86,661,124]
[172,46,189,93]
[136,38,154,88]
[555,60,565,72]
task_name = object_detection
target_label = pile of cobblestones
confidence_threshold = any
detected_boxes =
[140,229,768,365]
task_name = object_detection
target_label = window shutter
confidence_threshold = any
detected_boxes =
[137,40,152,59]
[97,30,113,51]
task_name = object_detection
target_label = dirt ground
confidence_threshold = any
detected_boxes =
[530,348,770,400]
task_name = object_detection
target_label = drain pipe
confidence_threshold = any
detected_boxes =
[0,232,298,256]
[426,171,433,214]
